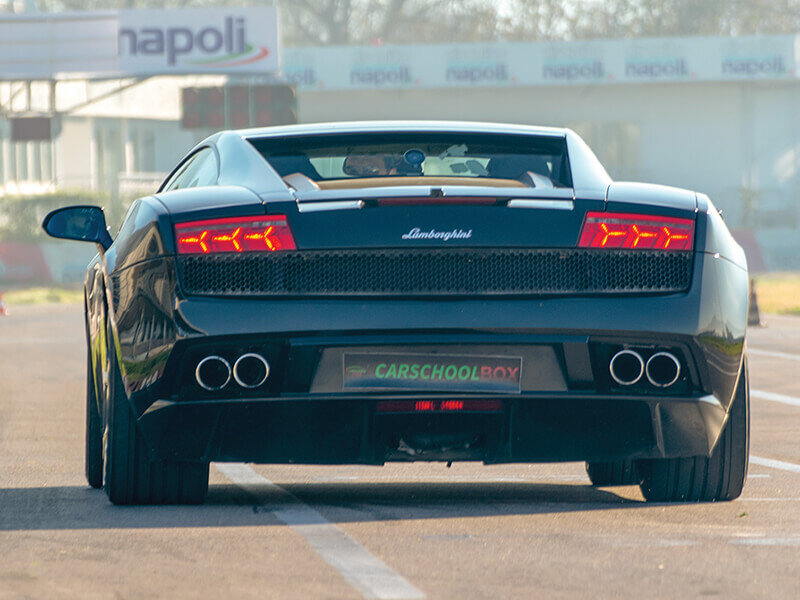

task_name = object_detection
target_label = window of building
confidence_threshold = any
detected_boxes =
[0,129,5,187]
[14,142,28,181]
[130,124,156,173]
[96,124,123,191]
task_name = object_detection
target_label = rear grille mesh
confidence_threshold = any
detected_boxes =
[176,248,693,297]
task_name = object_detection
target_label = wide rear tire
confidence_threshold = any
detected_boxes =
[637,359,749,502]
[585,459,638,486]
[103,324,209,505]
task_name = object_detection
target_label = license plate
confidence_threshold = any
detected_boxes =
[343,352,522,393]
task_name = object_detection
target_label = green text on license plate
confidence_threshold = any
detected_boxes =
[343,353,522,393]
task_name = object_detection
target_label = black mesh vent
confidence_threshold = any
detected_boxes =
[177,249,693,297]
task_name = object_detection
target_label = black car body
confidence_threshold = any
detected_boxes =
[44,121,750,505]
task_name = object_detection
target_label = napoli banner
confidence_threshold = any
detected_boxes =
[119,7,279,75]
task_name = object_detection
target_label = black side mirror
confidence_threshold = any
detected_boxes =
[42,205,113,251]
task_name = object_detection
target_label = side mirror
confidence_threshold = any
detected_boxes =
[42,205,113,251]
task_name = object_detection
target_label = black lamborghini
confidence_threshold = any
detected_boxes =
[43,121,750,505]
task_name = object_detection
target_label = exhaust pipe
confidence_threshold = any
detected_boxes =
[233,353,270,389]
[646,352,681,388]
[609,350,644,386]
[195,356,231,391]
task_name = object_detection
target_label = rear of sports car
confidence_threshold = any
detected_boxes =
[104,125,751,504]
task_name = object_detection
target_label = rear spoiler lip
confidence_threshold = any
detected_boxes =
[293,185,576,205]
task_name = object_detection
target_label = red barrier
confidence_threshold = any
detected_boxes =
[0,242,52,283]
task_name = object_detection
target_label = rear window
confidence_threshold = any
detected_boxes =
[248,132,572,188]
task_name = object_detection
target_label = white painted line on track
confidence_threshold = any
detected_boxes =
[216,463,424,600]
[750,455,800,474]
[0,338,77,345]
[751,389,800,408]
[749,348,800,361]
[739,498,800,501]
[730,537,800,546]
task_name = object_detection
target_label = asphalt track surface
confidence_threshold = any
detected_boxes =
[2,304,800,599]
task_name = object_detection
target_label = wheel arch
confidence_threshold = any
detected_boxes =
[86,261,112,418]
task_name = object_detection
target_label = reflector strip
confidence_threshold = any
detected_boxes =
[376,197,497,206]
[579,211,695,251]
[376,399,503,413]
[175,215,296,254]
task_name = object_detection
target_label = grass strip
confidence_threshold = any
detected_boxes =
[753,272,800,316]
[2,287,83,306]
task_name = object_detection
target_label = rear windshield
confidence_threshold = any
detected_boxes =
[248,132,572,188]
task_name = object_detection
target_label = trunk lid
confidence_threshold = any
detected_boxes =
[286,186,600,250]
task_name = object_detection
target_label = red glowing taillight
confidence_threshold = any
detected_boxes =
[175,216,296,254]
[375,400,503,413]
[578,212,695,251]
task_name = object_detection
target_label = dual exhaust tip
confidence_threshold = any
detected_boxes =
[609,349,681,388]
[195,353,270,391]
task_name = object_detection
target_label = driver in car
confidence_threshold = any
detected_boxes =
[343,153,402,177]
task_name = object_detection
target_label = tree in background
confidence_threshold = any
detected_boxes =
[496,0,573,41]
[537,0,800,39]
[280,0,499,45]
[27,0,800,43]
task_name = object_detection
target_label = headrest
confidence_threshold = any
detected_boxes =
[267,154,322,181]
[486,155,551,180]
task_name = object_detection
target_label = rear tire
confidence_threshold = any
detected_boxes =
[637,359,749,502]
[585,459,638,486]
[85,347,104,489]
[103,323,209,505]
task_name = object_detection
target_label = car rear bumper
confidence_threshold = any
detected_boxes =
[137,391,726,465]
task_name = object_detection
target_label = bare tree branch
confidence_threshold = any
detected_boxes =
[30,0,800,45]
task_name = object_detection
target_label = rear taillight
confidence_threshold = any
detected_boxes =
[175,216,296,254]
[376,400,503,413]
[579,212,695,251]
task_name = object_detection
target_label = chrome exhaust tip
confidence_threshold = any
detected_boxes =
[233,353,270,389]
[646,352,681,388]
[609,350,644,386]
[195,356,231,391]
